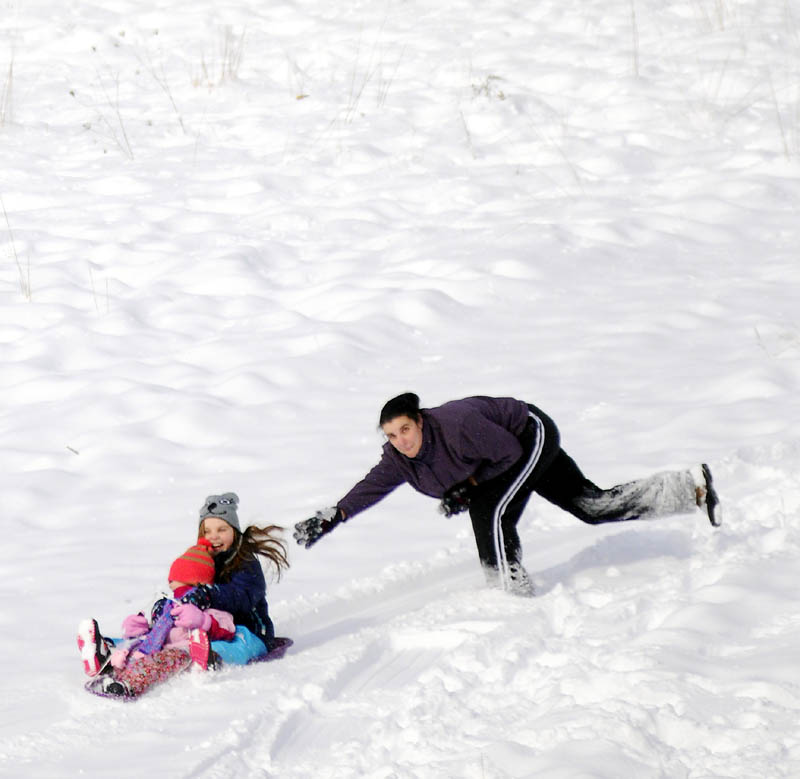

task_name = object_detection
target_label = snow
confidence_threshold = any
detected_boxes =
[2,0,800,776]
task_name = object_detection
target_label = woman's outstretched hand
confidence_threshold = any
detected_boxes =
[293,507,345,548]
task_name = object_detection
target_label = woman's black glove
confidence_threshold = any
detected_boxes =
[294,507,345,549]
[439,481,473,517]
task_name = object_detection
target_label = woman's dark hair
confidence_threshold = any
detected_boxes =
[203,522,290,583]
[379,392,422,426]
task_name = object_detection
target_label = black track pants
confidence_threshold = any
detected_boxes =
[533,451,696,525]
[467,404,560,581]
[468,404,697,580]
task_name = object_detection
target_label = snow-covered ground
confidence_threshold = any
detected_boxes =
[2,0,800,776]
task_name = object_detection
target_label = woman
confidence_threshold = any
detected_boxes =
[293,393,720,595]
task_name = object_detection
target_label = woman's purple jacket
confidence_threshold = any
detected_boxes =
[338,396,531,518]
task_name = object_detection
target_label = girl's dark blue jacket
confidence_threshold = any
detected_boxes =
[209,553,275,648]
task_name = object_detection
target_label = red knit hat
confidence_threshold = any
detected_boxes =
[168,537,215,585]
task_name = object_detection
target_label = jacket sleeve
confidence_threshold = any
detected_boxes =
[208,559,265,615]
[207,612,237,642]
[337,449,406,518]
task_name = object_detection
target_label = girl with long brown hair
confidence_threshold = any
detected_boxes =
[180,492,290,662]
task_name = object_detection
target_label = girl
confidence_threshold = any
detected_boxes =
[80,537,238,698]
[80,492,290,697]
[179,492,290,664]
[293,393,721,595]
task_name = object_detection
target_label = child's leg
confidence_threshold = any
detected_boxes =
[114,647,192,697]
[211,626,267,665]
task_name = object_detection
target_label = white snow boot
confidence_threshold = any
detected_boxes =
[77,618,113,677]
[507,563,536,597]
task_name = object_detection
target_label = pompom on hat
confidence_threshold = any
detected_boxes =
[199,492,241,532]
[168,537,216,585]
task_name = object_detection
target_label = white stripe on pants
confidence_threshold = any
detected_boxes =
[492,411,545,589]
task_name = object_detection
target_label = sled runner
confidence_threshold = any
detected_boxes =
[255,636,293,662]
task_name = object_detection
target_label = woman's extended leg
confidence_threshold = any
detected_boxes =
[534,450,698,524]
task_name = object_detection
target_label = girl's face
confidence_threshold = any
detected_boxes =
[200,517,236,556]
[381,414,424,458]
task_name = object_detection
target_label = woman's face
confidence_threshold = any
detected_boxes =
[200,517,236,556]
[381,414,424,458]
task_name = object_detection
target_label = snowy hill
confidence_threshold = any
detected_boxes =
[2,0,800,776]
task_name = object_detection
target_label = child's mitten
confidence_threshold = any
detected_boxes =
[121,613,150,638]
[110,647,130,669]
[172,603,212,631]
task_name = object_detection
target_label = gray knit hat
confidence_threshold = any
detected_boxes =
[199,492,241,532]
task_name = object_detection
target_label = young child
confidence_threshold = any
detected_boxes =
[180,492,290,665]
[78,492,290,696]
[79,537,237,698]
